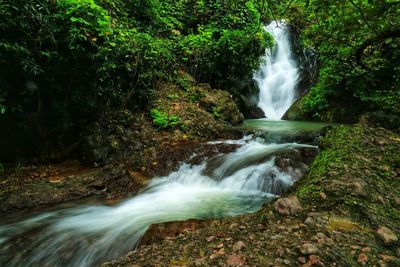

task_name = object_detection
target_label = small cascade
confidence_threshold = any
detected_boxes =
[254,21,299,119]
[0,136,317,267]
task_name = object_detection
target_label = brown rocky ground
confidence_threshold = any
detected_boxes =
[103,125,400,267]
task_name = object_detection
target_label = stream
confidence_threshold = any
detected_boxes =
[0,21,330,266]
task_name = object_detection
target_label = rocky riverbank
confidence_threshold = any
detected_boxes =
[103,124,400,266]
[0,73,244,214]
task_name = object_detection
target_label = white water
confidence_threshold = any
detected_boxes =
[0,137,317,266]
[254,21,299,119]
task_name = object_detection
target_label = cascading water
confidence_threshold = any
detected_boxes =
[254,21,299,119]
[0,137,317,266]
[0,20,318,266]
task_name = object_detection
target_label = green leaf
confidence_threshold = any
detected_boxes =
[385,38,392,44]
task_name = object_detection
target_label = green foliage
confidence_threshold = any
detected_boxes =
[0,0,271,160]
[150,109,180,129]
[288,0,400,121]
[212,106,221,119]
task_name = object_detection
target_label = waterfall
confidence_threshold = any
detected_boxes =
[0,136,317,267]
[254,21,299,120]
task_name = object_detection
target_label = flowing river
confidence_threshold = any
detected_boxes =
[0,21,330,266]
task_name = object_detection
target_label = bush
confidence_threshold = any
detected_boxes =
[150,109,180,129]
[0,0,271,160]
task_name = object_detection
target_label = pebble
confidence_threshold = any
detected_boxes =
[300,243,319,255]
[298,256,306,264]
[226,254,246,266]
[304,217,314,225]
[307,255,321,266]
[361,247,371,253]
[316,232,326,239]
[270,235,284,240]
[379,254,394,261]
[357,253,368,265]
[206,236,215,242]
[232,241,245,252]
[351,182,367,197]
[216,243,224,248]
[283,259,291,265]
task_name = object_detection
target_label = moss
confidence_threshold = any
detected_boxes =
[292,124,400,239]
[296,184,321,198]
[327,217,370,233]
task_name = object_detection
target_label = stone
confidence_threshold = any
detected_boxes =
[308,255,321,266]
[316,233,326,239]
[300,243,319,255]
[304,217,314,225]
[232,241,246,252]
[357,253,368,265]
[226,254,246,266]
[274,196,303,216]
[351,182,367,197]
[206,236,215,242]
[320,192,327,200]
[271,235,284,240]
[376,226,398,245]
[361,247,371,253]
[395,197,400,206]
[298,257,307,264]
[379,254,394,261]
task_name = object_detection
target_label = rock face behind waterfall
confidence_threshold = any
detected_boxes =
[105,125,400,267]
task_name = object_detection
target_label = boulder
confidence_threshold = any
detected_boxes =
[376,226,398,245]
[274,196,303,216]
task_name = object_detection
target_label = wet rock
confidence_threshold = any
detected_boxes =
[300,243,319,255]
[377,226,398,245]
[274,196,303,216]
[232,241,246,252]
